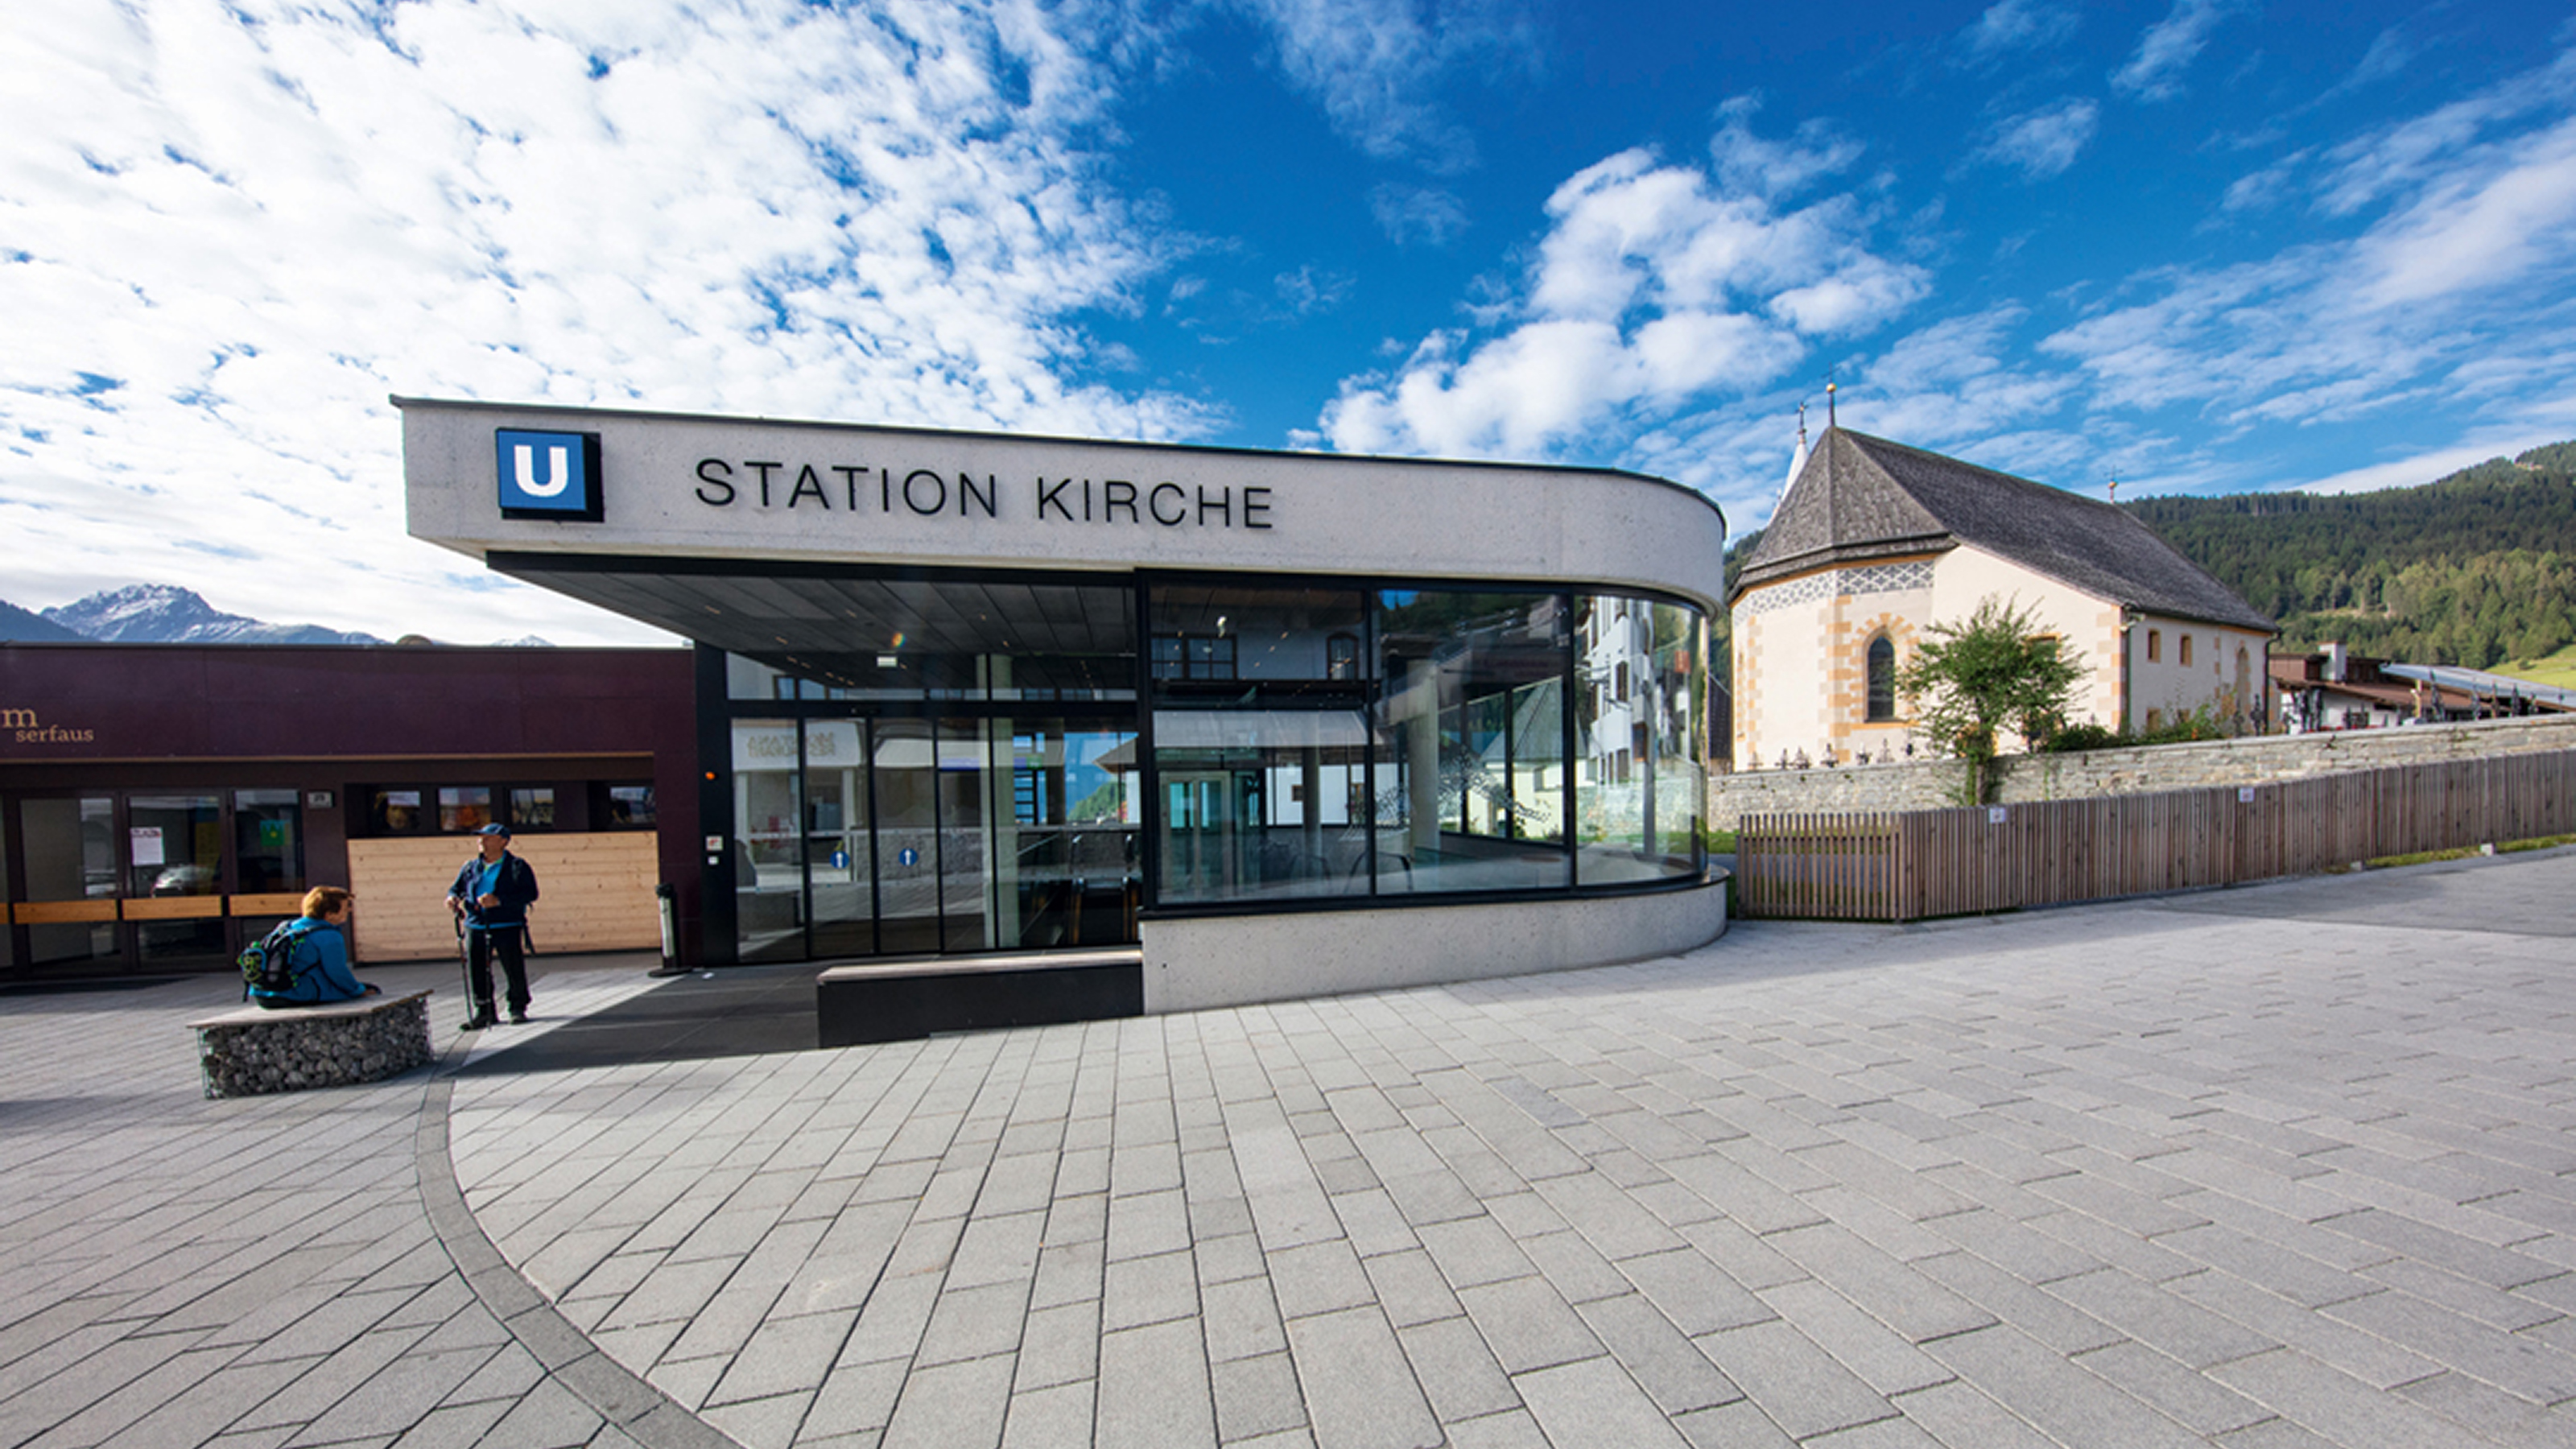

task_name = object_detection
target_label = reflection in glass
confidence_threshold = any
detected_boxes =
[1154,711,1372,904]
[19,796,117,968]
[438,786,492,833]
[803,720,874,957]
[1375,590,1571,894]
[1575,597,1704,883]
[731,718,805,963]
[374,789,421,833]
[939,723,992,953]
[233,790,304,894]
[721,580,1139,703]
[510,787,556,830]
[873,720,942,956]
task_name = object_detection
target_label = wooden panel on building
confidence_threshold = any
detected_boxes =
[345,833,662,961]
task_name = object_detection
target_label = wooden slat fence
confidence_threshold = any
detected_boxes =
[1739,749,2576,922]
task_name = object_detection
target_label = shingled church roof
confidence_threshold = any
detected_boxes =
[1731,428,2275,634]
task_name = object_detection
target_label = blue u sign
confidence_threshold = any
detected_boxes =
[496,429,605,521]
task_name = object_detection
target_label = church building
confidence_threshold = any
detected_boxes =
[1729,428,2275,770]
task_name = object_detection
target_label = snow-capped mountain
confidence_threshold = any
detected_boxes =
[39,584,386,645]
[2,584,552,646]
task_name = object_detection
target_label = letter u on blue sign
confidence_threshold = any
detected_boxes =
[496,429,604,521]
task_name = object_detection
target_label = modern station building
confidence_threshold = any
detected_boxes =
[402,398,1729,1016]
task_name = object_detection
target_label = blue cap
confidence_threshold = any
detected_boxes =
[477,823,512,836]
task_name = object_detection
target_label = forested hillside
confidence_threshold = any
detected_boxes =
[2130,441,2576,668]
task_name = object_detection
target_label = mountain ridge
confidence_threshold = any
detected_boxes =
[2,584,551,648]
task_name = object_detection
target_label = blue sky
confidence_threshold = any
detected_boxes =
[6,1,2575,645]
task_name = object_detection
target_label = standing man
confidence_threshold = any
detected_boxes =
[448,823,539,1030]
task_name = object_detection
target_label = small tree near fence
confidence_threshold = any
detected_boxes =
[1894,595,2085,804]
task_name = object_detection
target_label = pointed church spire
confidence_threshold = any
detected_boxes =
[1784,402,1810,494]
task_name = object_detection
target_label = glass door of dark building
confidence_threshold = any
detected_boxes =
[6,788,305,978]
[729,716,1136,964]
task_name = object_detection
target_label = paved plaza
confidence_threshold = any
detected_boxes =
[6,852,2576,1448]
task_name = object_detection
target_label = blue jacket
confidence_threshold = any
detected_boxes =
[250,919,374,1006]
[448,851,539,930]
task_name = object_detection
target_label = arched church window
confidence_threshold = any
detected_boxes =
[1865,635,1896,722]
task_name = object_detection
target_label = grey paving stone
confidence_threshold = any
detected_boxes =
[1694,1319,1897,1441]
[1926,1319,2205,1443]
[1571,1293,1743,1415]
[1098,1315,1216,1448]
[1282,1307,1435,1449]
[1511,1354,1690,1449]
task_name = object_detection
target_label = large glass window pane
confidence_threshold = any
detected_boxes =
[233,790,305,894]
[722,580,1138,704]
[19,796,118,969]
[1154,710,1373,904]
[509,787,556,830]
[1150,584,1366,690]
[939,721,993,953]
[873,720,942,956]
[731,718,805,963]
[803,720,874,957]
[1375,589,1571,894]
[438,786,492,833]
[129,793,225,965]
[1575,596,1706,883]
[1149,584,1373,905]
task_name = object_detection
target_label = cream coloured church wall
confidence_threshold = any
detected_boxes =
[2129,617,2270,731]
[1929,547,2131,731]
[1731,556,1933,769]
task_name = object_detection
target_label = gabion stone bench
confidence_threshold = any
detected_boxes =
[188,990,435,1099]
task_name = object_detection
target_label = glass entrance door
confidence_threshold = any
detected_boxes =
[802,720,874,957]
[17,796,118,971]
[728,714,1140,964]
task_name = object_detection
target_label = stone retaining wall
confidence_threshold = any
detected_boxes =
[192,992,434,1098]
[1711,712,2576,831]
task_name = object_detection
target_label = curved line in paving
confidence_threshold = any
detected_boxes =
[415,1038,742,1449]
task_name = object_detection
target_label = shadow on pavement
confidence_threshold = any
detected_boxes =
[452,963,823,1074]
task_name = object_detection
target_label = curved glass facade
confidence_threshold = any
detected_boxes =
[712,570,1707,963]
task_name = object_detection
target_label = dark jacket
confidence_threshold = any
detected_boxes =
[449,851,540,930]
[250,919,373,1007]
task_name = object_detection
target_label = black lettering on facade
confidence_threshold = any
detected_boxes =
[748,460,782,508]
[1244,485,1272,530]
[788,464,828,509]
[902,469,947,516]
[833,465,866,510]
[1038,477,1075,521]
[1196,485,1231,527]
[959,473,997,518]
[1104,480,1137,523]
[1150,482,1187,526]
[694,458,736,506]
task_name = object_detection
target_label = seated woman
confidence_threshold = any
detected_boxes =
[250,886,382,1007]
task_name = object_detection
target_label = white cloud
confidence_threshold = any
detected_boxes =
[1974,99,2100,180]
[1709,98,1864,200]
[2293,439,2549,495]
[1958,0,2079,63]
[2037,44,2576,448]
[0,0,1208,644]
[1228,0,1539,171]
[1318,130,1926,459]
[1371,183,1470,246]
[2112,0,2237,102]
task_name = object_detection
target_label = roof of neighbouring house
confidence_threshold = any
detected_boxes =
[1731,427,2276,634]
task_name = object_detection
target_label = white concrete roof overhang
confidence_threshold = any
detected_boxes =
[400,398,1728,648]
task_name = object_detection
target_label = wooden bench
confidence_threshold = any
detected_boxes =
[188,990,436,1099]
[818,950,1142,1047]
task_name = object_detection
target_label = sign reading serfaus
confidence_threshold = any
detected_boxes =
[496,429,605,522]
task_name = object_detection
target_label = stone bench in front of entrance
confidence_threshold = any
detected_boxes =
[188,990,436,1099]
[818,950,1142,1046]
